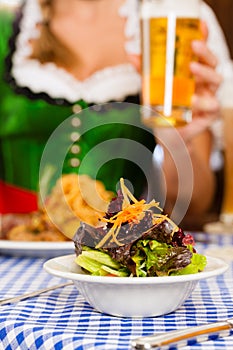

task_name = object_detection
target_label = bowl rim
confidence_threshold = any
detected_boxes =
[43,254,229,285]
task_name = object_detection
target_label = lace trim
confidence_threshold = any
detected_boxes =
[9,0,141,104]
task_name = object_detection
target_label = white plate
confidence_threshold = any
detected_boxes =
[44,254,229,317]
[0,240,75,258]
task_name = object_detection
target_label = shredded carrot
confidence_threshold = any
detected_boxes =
[95,178,177,249]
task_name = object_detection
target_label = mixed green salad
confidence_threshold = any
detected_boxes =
[73,179,206,277]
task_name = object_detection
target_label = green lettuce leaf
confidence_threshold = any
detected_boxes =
[131,239,205,277]
[170,252,207,275]
[75,246,129,276]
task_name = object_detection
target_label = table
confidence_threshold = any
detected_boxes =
[1,232,233,350]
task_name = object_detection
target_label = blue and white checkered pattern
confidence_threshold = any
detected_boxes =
[1,233,233,350]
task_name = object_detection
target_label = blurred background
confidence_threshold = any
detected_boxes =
[205,0,233,58]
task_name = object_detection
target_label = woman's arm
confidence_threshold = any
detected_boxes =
[158,128,215,216]
[128,3,230,218]
[157,22,222,217]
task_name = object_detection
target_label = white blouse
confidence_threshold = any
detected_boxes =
[11,0,233,104]
[12,0,141,104]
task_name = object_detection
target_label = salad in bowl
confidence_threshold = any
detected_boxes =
[44,179,228,317]
[73,178,206,278]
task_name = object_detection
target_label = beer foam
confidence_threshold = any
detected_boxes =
[140,0,200,19]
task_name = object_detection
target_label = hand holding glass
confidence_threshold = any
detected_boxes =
[140,0,202,127]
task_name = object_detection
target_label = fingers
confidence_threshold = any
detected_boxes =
[190,61,222,94]
[190,41,222,95]
[200,20,208,41]
[179,95,219,141]
[187,86,220,141]
[178,115,216,142]
[192,93,220,114]
[191,40,218,68]
[184,92,220,141]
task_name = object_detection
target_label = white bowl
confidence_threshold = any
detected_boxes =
[44,254,228,318]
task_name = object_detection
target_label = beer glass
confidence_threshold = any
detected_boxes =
[205,108,233,234]
[219,108,233,224]
[204,78,233,234]
[140,0,202,127]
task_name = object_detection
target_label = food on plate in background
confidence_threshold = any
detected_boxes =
[74,179,206,277]
[5,211,70,242]
[45,174,114,230]
[2,174,114,241]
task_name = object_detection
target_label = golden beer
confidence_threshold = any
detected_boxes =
[204,107,233,233]
[220,108,233,220]
[140,0,202,127]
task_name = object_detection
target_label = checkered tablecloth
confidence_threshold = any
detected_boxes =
[1,233,233,350]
